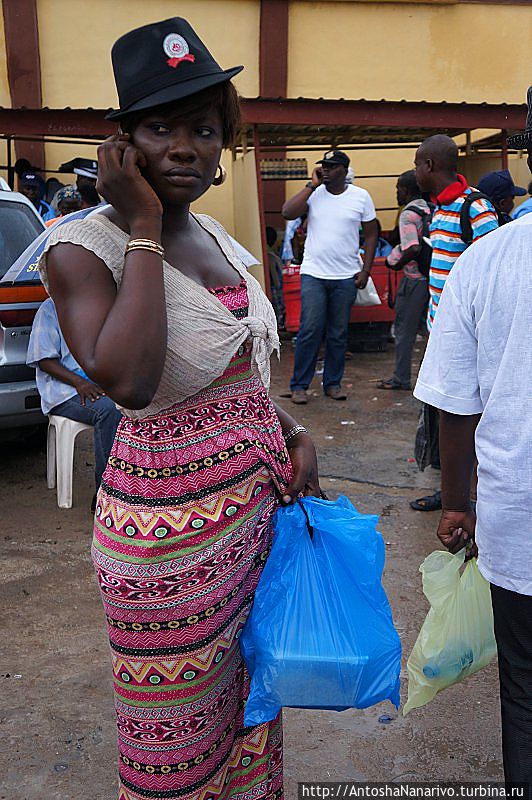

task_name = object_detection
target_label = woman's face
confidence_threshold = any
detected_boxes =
[130,105,224,206]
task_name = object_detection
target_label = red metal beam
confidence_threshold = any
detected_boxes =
[252,125,271,299]
[259,1,289,230]
[2,0,45,171]
[0,109,115,137]
[0,99,527,140]
[259,0,289,98]
[241,98,528,131]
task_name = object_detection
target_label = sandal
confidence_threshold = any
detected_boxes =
[410,491,442,512]
[377,379,411,391]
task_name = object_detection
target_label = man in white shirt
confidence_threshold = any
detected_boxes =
[282,150,378,403]
[413,111,532,785]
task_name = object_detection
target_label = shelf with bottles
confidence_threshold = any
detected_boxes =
[260,158,308,181]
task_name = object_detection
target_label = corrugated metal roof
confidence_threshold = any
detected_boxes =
[0,98,525,148]
[0,96,525,112]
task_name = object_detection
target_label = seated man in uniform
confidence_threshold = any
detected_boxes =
[27,298,122,509]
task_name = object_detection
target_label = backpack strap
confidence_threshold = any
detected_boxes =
[459,191,496,244]
[404,204,433,278]
[407,204,431,237]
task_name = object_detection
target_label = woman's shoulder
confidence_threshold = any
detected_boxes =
[46,213,124,248]
[39,214,126,290]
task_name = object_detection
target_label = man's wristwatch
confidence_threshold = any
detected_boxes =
[305,181,315,191]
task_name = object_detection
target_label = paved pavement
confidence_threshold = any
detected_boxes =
[0,343,502,799]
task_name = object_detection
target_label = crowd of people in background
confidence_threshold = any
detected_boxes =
[14,155,100,222]
[270,137,530,414]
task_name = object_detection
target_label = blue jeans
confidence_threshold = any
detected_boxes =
[50,393,122,489]
[290,275,357,392]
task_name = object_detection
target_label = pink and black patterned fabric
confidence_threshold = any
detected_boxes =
[92,280,291,800]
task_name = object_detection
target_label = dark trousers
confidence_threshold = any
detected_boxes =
[491,583,532,793]
[392,275,429,386]
[290,275,357,392]
[50,393,122,489]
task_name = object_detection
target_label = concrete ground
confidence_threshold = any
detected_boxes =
[0,342,502,800]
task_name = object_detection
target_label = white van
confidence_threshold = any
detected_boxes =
[0,178,47,429]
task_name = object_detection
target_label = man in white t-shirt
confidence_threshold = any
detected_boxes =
[282,150,378,403]
[413,119,532,784]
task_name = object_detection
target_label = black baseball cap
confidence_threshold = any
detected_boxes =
[477,170,527,202]
[317,150,350,169]
[20,172,44,187]
[106,17,243,121]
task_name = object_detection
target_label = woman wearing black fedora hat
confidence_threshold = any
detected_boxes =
[38,17,321,800]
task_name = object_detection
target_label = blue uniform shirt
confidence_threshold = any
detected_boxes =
[36,199,56,222]
[512,197,532,220]
[27,298,88,414]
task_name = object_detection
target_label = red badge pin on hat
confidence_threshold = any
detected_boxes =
[163,33,196,68]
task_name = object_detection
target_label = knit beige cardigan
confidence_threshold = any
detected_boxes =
[38,213,280,420]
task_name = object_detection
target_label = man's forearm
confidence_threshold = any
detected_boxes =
[362,239,377,272]
[387,244,420,270]
[361,220,379,272]
[281,186,313,220]
[38,358,82,389]
[439,411,480,510]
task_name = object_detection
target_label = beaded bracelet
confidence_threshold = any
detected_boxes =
[283,424,308,446]
[125,238,165,258]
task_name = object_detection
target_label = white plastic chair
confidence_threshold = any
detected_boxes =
[46,415,93,509]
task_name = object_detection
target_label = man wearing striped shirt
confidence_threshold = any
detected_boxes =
[410,135,498,512]
[415,135,498,331]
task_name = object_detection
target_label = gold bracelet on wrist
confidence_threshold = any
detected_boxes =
[125,238,164,259]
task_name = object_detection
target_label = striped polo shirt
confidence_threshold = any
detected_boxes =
[428,180,498,330]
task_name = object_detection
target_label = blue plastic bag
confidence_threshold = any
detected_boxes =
[240,495,401,726]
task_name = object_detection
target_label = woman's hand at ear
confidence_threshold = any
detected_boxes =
[96,133,163,228]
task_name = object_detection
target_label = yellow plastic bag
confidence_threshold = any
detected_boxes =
[403,548,497,715]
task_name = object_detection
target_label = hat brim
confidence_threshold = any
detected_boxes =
[507,130,532,149]
[316,159,348,166]
[105,66,243,121]
[74,168,97,179]
[512,186,528,196]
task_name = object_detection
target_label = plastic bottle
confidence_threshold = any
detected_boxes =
[422,649,474,680]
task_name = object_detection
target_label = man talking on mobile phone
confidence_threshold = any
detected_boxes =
[282,150,378,404]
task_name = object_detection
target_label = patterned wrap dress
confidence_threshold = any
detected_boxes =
[94,274,291,800]
[40,219,291,800]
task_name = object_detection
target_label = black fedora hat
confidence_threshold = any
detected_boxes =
[106,18,243,121]
[507,87,532,150]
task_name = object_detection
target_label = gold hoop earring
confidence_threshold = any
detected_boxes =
[213,164,227,186]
